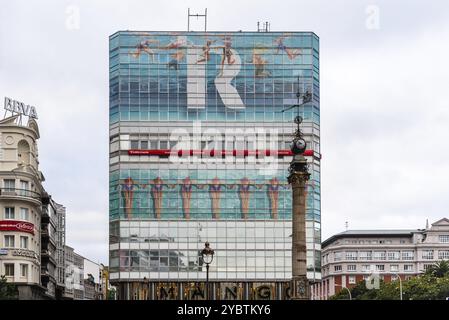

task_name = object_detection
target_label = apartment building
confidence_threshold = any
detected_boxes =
[312,218,449,299]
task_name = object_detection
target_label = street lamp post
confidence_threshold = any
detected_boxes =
[201,241,215,300]
[143,276,149,300]
[392,273,403,300]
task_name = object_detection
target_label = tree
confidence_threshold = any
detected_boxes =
[330,281,372,300]
[425,260,449,278]
[107,288,116,300]
[0,275,17,300]
[374,280,402,300]
[329,273,449,300]
[402,274,449,300]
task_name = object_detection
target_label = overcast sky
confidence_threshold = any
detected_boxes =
[1,0,449,264]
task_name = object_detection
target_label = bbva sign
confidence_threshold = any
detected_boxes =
[4,97,38,119]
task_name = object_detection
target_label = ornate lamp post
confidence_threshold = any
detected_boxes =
[143,276,149,300]
[201,241,215,299]
[286,88,312,300]
[392,273,403,300]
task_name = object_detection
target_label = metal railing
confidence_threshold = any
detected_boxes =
[0,188,41,200]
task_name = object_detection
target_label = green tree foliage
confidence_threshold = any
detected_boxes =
[0,275,17,300]
[329,261,449,300]
[330,280,388,300]
[425,260,449,278]
[107,289,116,300]
[402,274,449,300]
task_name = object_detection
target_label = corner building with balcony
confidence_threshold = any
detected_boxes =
[109,31,321,299]
[0,115,45,299]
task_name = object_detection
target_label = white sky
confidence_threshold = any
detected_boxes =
[1,0,449,264]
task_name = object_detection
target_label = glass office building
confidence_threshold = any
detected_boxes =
[108,31,321,299]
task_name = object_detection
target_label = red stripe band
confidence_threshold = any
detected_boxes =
[127,149,319,158]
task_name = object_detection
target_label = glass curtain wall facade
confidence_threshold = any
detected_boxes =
[109,31,321,299]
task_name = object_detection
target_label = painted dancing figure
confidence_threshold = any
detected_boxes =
[238,177,251,219]
[252,52,271,77]
[122,177,135,219]
[267,177,280,219]
[196,40,215,64]
[165,36,187,50]
[218,36,235,77]
[181,177,193,219]
[130,39,159,61]
[150,177,164,219]
[209,177,222,219]
[167,50,185,70]
[274,36,302,60]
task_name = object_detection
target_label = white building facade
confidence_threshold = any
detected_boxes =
[0,115,45,299]
[312,218,449,300]
[84,258,104,300]
[63,245,85,300]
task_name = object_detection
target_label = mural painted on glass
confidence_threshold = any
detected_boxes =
[114,176,294,220]
[109,32,316,122]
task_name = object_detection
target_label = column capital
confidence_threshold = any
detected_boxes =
[288,171,310,185]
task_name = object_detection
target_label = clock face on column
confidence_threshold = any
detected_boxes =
[290,138,307,154]
[295,139,306,152]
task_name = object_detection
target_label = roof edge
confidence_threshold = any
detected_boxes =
[322,229,418,249]
[109,30,319,38]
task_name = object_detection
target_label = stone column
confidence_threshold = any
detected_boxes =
[288,154,310,300]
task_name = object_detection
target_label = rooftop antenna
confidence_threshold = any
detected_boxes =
[187,8,207,32]
[426,219,429,229]
[345,221,349,231]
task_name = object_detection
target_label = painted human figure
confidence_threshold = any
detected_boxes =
[165,36,187,50]
[168,50,185,70]
[196,40,215,64]
[218,36,236,77]
[274,36,302,60]
[150,177,164,219]
[267,177,280,219]
[181,177,193,219]
[130,39,159,61]
[238,177,252,219]
[252,52,271,77]
[209,177,222,219]
[122,177,135,219]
